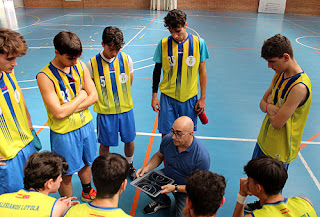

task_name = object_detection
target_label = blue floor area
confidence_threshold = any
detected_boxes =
[1,7,320,216]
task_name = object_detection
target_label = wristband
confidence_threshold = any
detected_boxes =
[174,184,178,193]
[237,193,247,205]
[265,103,270,113]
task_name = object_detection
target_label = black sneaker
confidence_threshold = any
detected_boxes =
[129,162,137,180]
[244,200,262,213]
[143,201,171,214]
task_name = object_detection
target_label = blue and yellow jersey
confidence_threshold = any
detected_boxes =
[64,202,131,217]
[39,61,92,134]
[252,197,317,217]
[257,72,312,164]
[90,52,133,114]
[0,72,33,160]
[0,189,57,217]
[160,34,201,102]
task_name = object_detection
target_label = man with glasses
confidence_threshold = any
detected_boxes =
[87,26,137,180]
[136,116,210,217]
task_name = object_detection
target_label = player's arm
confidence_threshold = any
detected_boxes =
[128,55,134,86]
[151,62,162,112]
[195,61,207,115]
[136,150,164,177]
[232,178,253,217]
[37,73,88,120]
[74,60,98,112]
[269,83,308,130]
[52,197,80,217]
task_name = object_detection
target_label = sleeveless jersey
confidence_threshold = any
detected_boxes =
[64,203,131,217]
[91,52,133,114]
[0,72,33,160]
[0,189,57,217]
[39,61,92,134]
[252,197,317,217]
[160,34,201,102]
[257,72,312,164]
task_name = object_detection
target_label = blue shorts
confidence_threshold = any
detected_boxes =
[50,121,97,175]
[0,142,36,194]
[97,109,136,146]
[158,93,198,134]
[252,142,289,170]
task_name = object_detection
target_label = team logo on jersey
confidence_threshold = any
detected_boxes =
[14,89,20,103]
[119,73,128,84]
[16,194,30,199]
[110,67,116,73]
[167,56,176,66]
[186,56,196,67]
[1,85,8,95]
[178,48,183,55]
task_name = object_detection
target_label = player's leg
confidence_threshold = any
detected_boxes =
[81,121,97,202]
[97,113,119,155]
[158,93,178,137]
[59,175,73,197]
[119,110,136,180]
[178,95,198,131]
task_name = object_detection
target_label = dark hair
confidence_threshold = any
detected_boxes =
[261,34,293,59]
[244,156,288,195]
[92,153,129,199]
[0,28,28,56]
[186,170,226,216]
[102,26,124,51]
[24,151,68,191]
[53,31,82,58]
[164,9,187,29]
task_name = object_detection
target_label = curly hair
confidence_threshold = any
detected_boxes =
[261,34,294,59]
[164,9,187,29]
[102,26,124,51]
[0,28,28,56]
[24,151,68,191]
[186,170,226,216]
[53,31,82,58]
[244,156,288,195]
[92,153,129,199]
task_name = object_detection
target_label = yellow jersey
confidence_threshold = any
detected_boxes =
[64,203,131,217]
[252,197,317,217]
[257,72,312,163]
[0,189,57,217]
[90,52,133,114]
[0,72,33,160]
[160,34,201,102]
[39,61,92,134]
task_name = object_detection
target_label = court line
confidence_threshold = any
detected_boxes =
[283,19,320,35]
[220,11,233,24]
[298,152,320,191]
[129,114,159,216]
[31,125,320,145]
[313,44,320,54]
[295,36,320,50]
[17,15,68,30]
[133,57,153,64]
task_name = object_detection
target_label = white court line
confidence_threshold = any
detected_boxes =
[134,64,154,71]
[296,36,320,50]
[31,126,320,144]
[21,86,38,90]
[133,57,153,64]
[298,152,320,191]
[18,79,36,83]
[17,15,67,30]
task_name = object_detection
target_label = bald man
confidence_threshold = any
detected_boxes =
[136,116,210,217]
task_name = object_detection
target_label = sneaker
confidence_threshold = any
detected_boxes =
[129,162,137,180]
[244,200,262,213]
[143,201,171,214]
[81,187,96,202]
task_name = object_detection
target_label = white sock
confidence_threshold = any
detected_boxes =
[126,156,133,164]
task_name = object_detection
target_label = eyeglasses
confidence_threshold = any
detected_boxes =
[170,128,188,138]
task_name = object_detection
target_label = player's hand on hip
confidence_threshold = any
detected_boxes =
[136,167,149,178]
[151,97,160,112]
[161,184,174,194]
[195,98,205,115]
